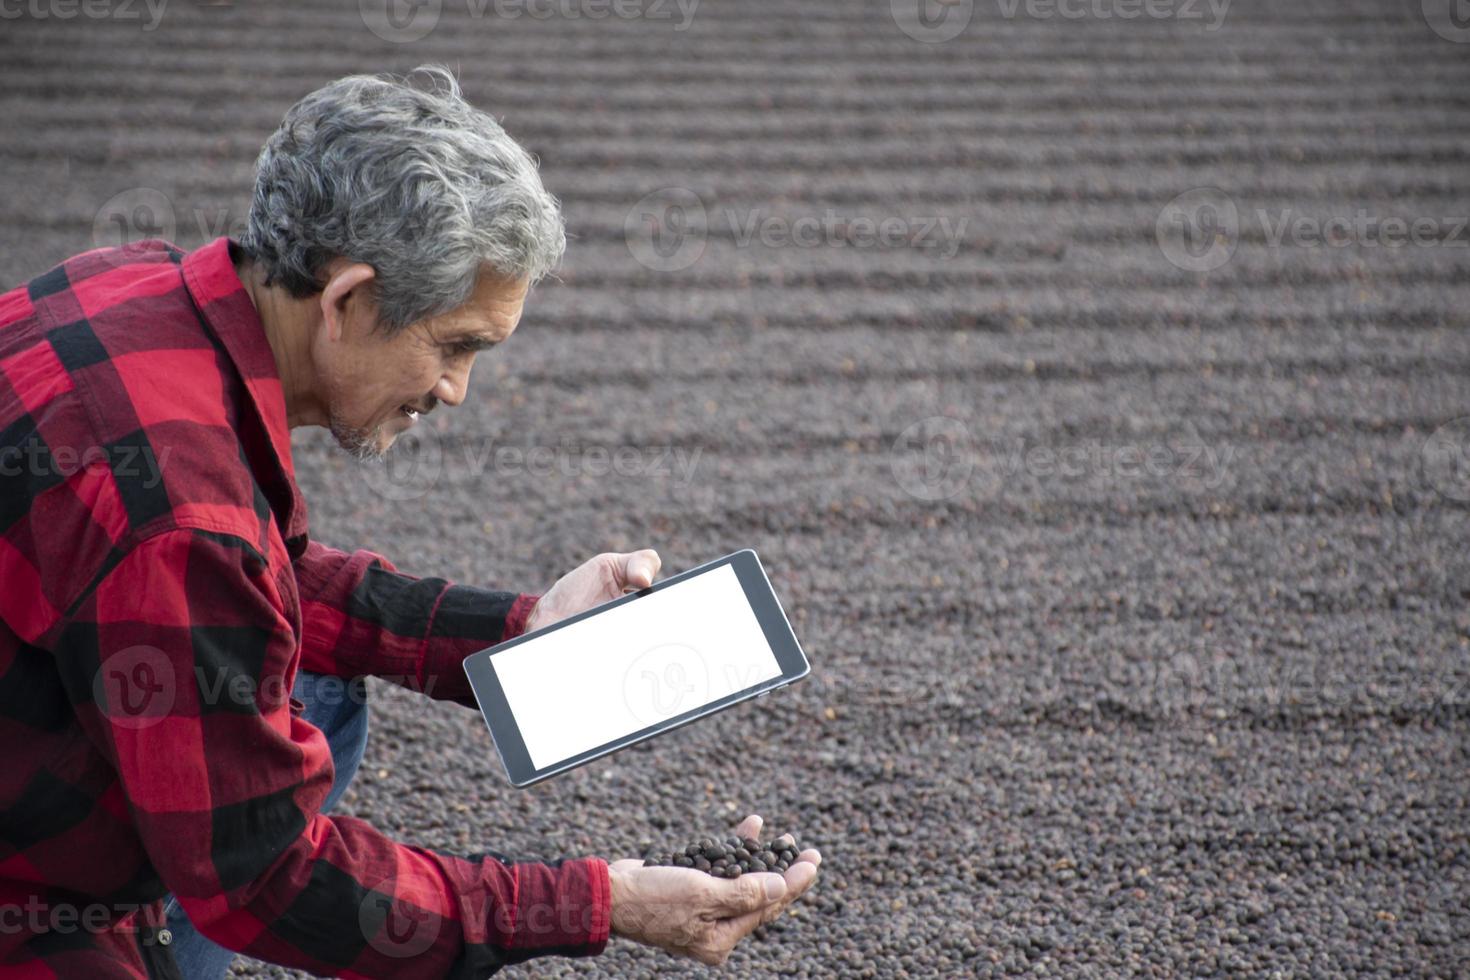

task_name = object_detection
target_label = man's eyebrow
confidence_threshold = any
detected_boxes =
[448,335,501,351]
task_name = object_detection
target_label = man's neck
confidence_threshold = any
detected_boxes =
[233,253,326,430]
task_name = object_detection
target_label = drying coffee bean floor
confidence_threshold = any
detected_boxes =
[2,1,1468,976]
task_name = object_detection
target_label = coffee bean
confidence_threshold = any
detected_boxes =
[648,832,805,881]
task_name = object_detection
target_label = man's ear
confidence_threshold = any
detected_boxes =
[318,262,379,342]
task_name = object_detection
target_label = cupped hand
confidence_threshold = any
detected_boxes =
[607,813,822,966]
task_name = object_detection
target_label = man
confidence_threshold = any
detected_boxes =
[0,66,819,978]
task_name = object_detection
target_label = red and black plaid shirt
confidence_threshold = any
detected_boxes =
[0,237,609,978]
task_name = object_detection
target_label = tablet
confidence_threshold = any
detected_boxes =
[463,549,810,787]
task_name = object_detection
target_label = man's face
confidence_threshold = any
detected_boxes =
[316,271,529,459]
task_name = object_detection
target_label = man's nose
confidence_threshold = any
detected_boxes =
[433,361,472,407]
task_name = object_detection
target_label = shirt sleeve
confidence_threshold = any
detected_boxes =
[52,526,606,978]
[291,538,540,707]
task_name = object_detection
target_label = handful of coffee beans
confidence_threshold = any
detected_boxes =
[644,835,800,879]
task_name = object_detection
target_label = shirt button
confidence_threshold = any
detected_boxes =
[157,928,173,946]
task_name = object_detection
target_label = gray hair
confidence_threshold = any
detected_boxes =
[239,65,564,334]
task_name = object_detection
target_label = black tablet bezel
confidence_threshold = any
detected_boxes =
[462,549,809,787]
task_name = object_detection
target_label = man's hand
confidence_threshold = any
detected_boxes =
[606,814,822,966]
[524,549,661,633]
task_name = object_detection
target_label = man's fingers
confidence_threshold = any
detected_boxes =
[619,549,661,591]
[780,857,819,903]
[707,903,766,952]
[708,872,795,955]
[733,814,763,840]
[785,856,820,888]
[709,871,786,915]
[758,855,820,925]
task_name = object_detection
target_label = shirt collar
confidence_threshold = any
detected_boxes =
[180,236,310,548]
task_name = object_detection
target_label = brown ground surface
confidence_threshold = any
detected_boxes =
[3,1,1469,976]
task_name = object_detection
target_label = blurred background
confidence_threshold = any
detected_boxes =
[3,0,1468,975]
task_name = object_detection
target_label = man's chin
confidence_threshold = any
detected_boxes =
[328,415,392,462]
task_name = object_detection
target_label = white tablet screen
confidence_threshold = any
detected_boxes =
[490,563,782,770]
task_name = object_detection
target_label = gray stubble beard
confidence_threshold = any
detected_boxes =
[328,409,388,462]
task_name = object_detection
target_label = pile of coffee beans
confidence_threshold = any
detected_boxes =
[644,835,800,879]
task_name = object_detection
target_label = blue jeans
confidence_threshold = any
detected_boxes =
[164,671,370,979]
